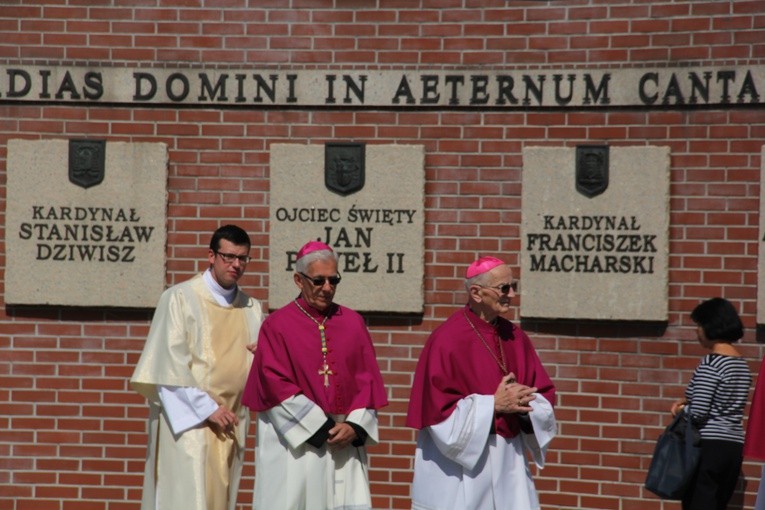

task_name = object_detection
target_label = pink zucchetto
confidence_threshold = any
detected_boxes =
[296,241,334,260]
[466,256,505,278]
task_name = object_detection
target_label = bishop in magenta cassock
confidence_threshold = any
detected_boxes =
[407,256,557,510]
[242,241,388,510]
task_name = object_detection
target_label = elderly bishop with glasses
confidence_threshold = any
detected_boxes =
[407,256,556,510]
[243,241,388,510]
[131,225,264,510]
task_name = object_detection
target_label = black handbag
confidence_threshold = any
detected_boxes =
[645,411,702,499]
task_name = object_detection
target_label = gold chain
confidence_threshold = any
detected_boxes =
[294,299,333,387]
[464,310,508,375]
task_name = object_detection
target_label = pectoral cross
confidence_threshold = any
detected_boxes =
[318,362,334,387]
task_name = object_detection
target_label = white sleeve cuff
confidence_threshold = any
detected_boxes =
[158,385,219,435]
[427,394,495,470]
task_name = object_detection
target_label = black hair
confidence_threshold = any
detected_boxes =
[209,224,251,252]
[690,297,744,343]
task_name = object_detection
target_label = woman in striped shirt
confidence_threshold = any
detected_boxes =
[671,297,752,510]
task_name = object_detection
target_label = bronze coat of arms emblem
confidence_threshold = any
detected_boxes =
[325,143,365,196]
[69,139,106,189]
[575,145,609,198]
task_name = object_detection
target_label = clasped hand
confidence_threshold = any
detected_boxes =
[327,422,357,450]
[494,372,537,414]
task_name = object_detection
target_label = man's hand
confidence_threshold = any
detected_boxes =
[207,405,238,439]
[326,422,357,450]
[494,372,537,414]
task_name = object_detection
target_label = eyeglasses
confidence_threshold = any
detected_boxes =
[215,251,251,264]
[477,281,518,295]
[299,272,342,286]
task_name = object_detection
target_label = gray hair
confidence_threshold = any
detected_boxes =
[296,249,338,273]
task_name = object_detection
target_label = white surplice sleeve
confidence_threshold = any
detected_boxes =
[158,385,219,435]
[521,393,557,469]
[427,394,495,470]
[264,394,331,449]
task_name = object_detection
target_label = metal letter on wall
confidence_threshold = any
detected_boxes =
[69,139,106,189]
[575,145,609,198]
[325,143,365,196]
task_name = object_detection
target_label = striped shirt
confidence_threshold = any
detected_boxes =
[685,353,752,443]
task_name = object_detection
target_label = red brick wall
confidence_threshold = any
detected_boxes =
[1,1,765,509]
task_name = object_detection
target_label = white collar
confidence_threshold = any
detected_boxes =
[203,269,237,305]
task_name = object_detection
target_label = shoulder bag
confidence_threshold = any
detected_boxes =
[644,411,701,499]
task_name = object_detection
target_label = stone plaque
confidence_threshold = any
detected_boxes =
[5,139,168,307]
[521,146,670,321]
[269,143,425,313]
